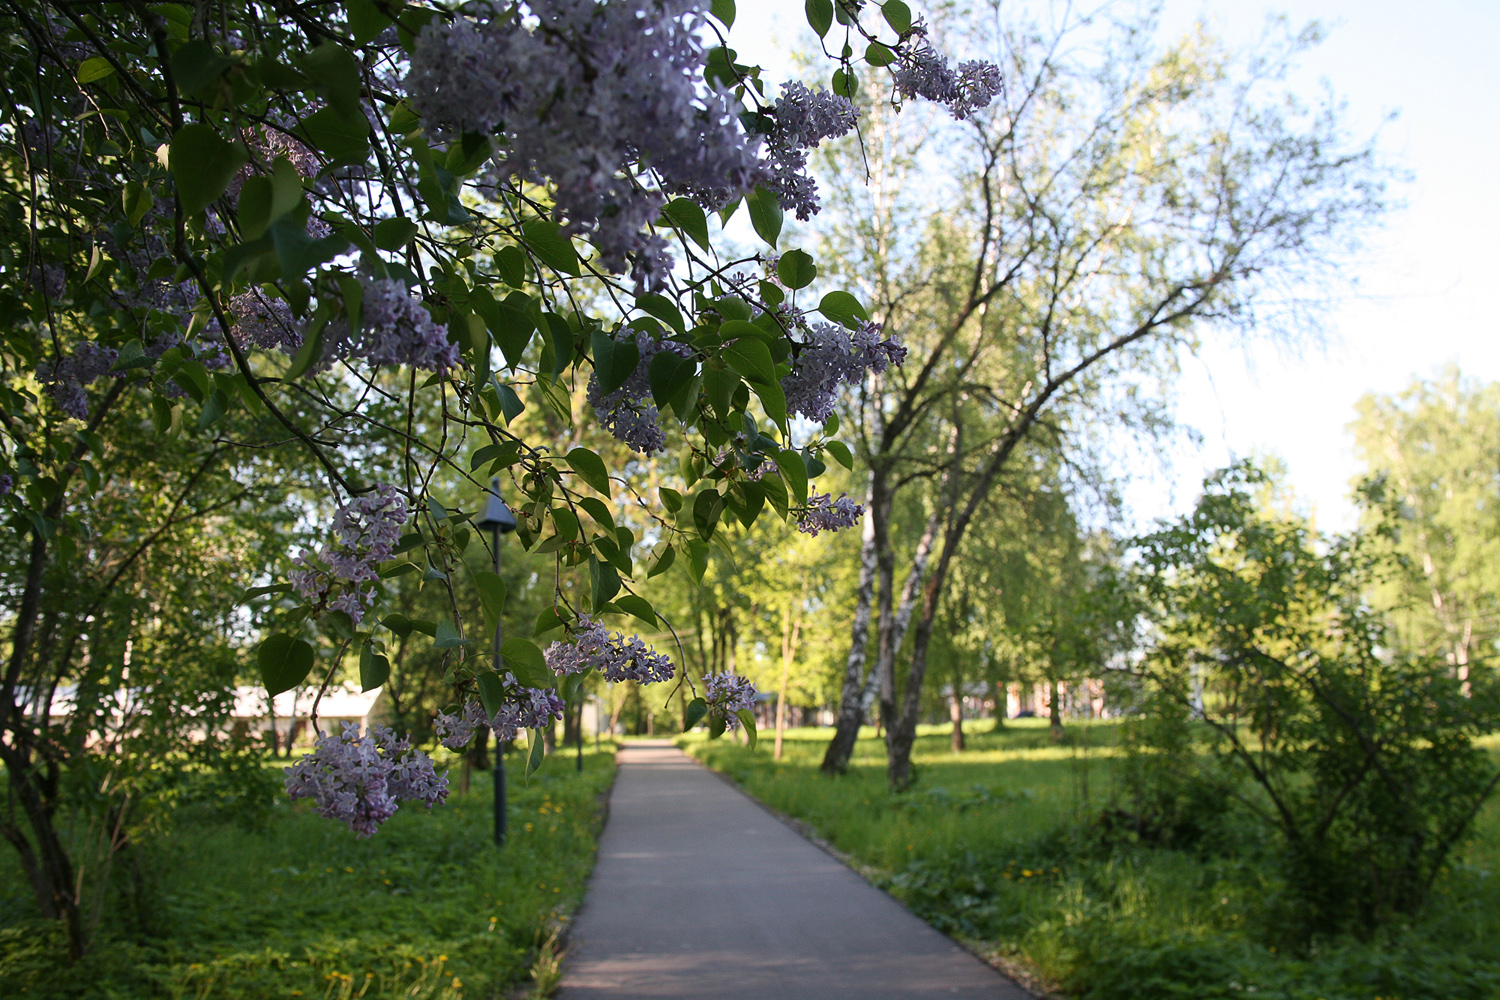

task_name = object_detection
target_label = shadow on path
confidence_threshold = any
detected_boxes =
[560,741,1034,999]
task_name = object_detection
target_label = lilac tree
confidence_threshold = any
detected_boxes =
[0,0,999,953]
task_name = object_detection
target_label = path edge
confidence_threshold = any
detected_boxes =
[678,742,1062,1000]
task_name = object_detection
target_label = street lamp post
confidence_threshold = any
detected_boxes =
[476,478,517,846]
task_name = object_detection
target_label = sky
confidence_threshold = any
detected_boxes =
[729,0,1500,533]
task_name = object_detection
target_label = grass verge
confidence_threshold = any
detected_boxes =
[684,720,1500,1000]
[0,742,617,1000]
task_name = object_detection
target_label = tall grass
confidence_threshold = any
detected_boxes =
[686,720,1500,1000]
[0,744,617,1000]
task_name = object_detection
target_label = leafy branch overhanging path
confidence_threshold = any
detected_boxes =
[560,743,1032,999]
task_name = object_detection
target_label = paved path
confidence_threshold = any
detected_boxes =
[560,742,1033,1000]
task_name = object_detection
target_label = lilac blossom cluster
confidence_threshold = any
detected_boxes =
[319,278,461,375]
[704,672,758,730]
[0,475,12,497]
[544,614,675,684]
[284,722,448,838]
[763,83,859,220]
[587,331,693,455]
[893,40,1003,120]
[36,342,122,420]
[229,291,304,353]
[433,686,565,748]
[798,492,864,536]
[406,0,763,290]
[289,484,407,624]
[781,321,908,423]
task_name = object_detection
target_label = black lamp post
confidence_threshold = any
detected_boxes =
[476,477,517,846]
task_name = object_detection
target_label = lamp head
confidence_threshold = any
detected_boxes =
[477,478,518,534]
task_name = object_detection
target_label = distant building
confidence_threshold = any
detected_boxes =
[231,683,389,747]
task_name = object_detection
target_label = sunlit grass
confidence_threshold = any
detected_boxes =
[0,744,617,1000]
[685,721,1500,1000]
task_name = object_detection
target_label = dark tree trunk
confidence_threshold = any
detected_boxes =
[1049,679,1065,740]
[949,686,965,752]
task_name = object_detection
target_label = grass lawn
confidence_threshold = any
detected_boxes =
[0,742,616,1000]
[685,719,1500,1000]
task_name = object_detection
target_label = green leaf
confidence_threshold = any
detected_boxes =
[578,497,616,536]
[693,488,724,541]
[284,323,325,380]
[475,570,507,634]
[298,106,370,163]
[745,184,783,248]
[590,557,621,612]
[477,671,507,717]
[710,0,736,28]
[648,350,697,410]
[345,0,395,43]
[805,0,834,36]
[819,290,870,329]
[434,618,471,649]
[172,40,234,95]
[659,197,711,252]
[613,594,658,628]
[77,56,115,84]
[373,217,419,250]
[777,449,809,504]
[826,440,854,470]
[777,249,818,289]
[473,290,535,370]
[170,124,247,215]
[709,710,727,740]
[737,708,759,749]
[197,388,230,429]
[882,0,912,35]
[243,583,293,599]
[494,380,526,424]
[383,614,414,638]
[496,245,527,287]
[502,637,553,688]
[300,42,363,115]
[647,542,676,578]
[526,728,545,779]
[237,177,274,240]
[659,487,683,513]
[591,330,641,396]
[566,448,612,497]
[522,219,579,277]
[122,181,154,226]
[359,644,390,691]
[723,337,776,387]
[151,394,174,435]
[685,697,708,731]
[258,634,314,696]
[636,293,686,334]
[832,68,858,99]
[865,41,896,66]
[533,607,566,640]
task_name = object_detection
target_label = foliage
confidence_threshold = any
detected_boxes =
[0,746,615,999]
[0,0,992,952]
[1350,367,1500,685]
[686,722,1500,1000]
[1131,462,1500,939]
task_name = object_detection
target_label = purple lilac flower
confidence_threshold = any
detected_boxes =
[405,0,763,288]
[763,83,859,220]
[544,613,675,684]
[704,672,758,730]
[290,484,407,624]
[781,321,908,424]
[229,290,304,353]
[434,699,490,750]
[587,331,693,455]
[489,686,567,743]
[798,492,864,536]
[320,278,461,375]
[0,475,12,497]
[893,40,1003,120]
[36,342,123,420]
[284,721,447,837]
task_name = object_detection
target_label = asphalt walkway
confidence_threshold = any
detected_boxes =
[559,741,1033,999]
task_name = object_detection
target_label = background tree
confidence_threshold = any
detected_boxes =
[817,5,1388,787]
